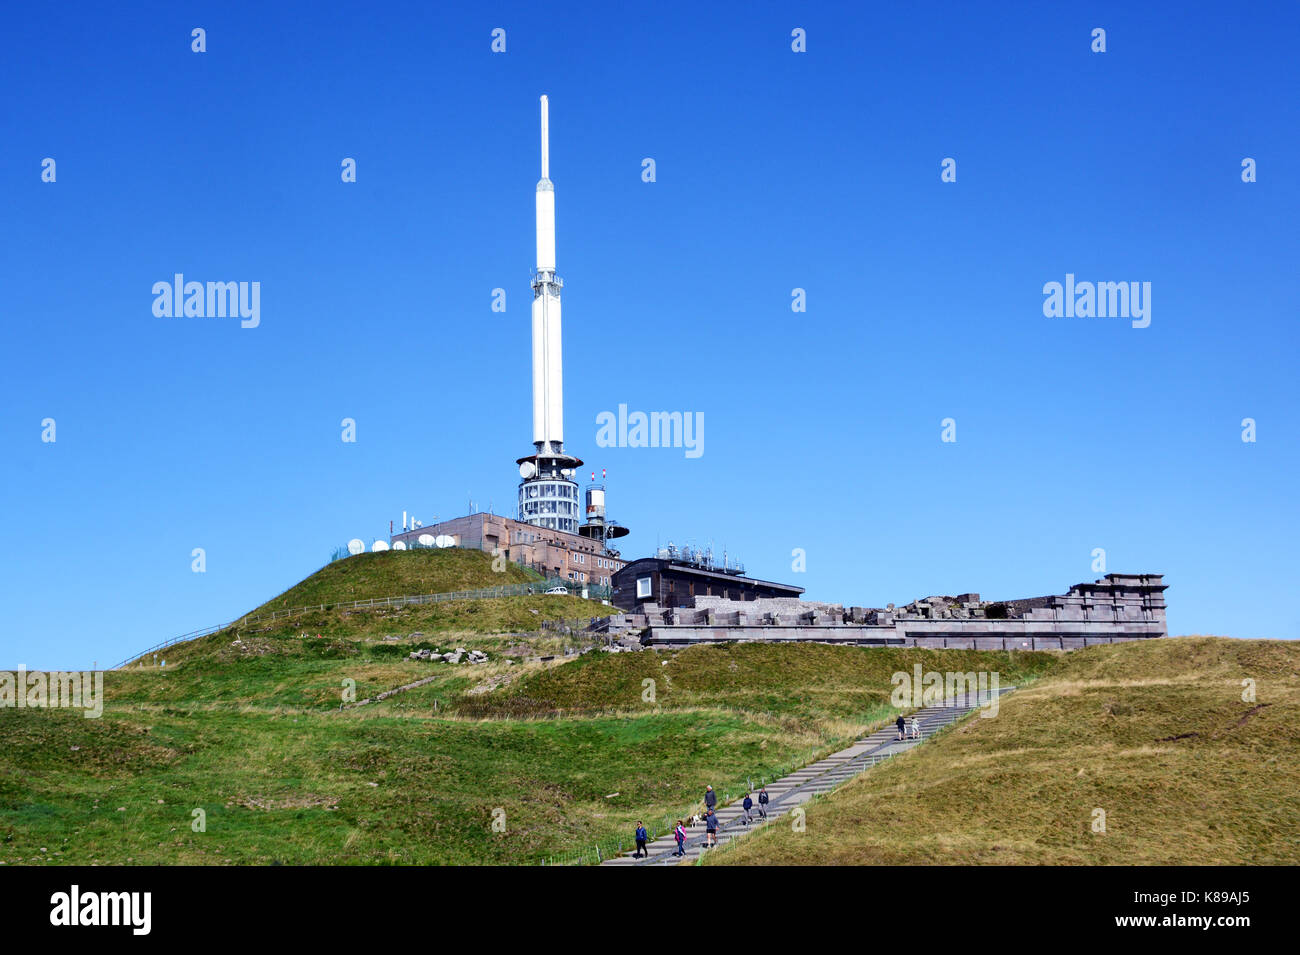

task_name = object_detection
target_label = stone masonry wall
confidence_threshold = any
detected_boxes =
[638,574,1168,649]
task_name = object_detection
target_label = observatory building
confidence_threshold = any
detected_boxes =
[612,544,805,610]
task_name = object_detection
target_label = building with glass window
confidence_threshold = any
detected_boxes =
[611,556,805,611]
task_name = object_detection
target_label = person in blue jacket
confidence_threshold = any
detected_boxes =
[742,792,754,825]
[634,821,648,858]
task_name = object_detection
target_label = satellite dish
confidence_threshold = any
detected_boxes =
[347,539,364,556]
[519,461,536,479]
[417,533,435,547]
[392,540,407,550]
[372,540,390,552]
[434,535,455,548]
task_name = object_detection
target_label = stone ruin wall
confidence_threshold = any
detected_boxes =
[621,574,1168,649]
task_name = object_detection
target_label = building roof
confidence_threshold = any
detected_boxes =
[615,556,805,595]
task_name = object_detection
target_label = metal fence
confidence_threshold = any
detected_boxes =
[342,540,615,602]
[110,577,608,670]
[539,746,831,866]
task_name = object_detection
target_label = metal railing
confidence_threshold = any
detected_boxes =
[538,741,833,866]
[110,623,234,671]
[110,577,600,670]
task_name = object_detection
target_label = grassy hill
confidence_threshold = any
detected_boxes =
[4,555,1294,868]
[243,548,543,619]
[454,642,1060,722]
[13,640,1039,864]
[5,545,1070,865]
[703,637,1300,866]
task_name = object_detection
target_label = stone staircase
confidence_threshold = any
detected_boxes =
[601,687,1013,866]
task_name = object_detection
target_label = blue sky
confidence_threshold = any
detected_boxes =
[3,1,1297,669]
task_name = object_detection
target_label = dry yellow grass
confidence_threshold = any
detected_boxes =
[706,637,1300,866]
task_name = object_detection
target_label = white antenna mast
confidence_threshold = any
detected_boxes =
[540,94,549,180]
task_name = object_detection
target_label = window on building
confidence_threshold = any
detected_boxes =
[636,577,652,599]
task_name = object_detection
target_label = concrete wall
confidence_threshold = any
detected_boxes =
[643,625,1151,650]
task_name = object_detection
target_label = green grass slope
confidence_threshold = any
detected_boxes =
[4,602,1069,865]
[455,642,1060,722]
[107,593,611,710]
[704,637,1300,866]
[10,553,1285,869]
[245,548,542,618]
[1,706,798,865]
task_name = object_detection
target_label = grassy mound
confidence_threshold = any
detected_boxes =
[8,610,1083,865]
[10,586,1289,867]
[5,642,991,865]
[0,706,823,866]
[245,548,542,619]
[455,642,1061,723]
[110,593,615,709]
[703,637,1300,866]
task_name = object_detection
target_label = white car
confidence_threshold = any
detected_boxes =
[545,586,569,595]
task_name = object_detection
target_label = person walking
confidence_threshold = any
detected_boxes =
[757,786,769,820]
[634,821,648,858]
[704,784,716,813]
[674,819,686,857]
[896,714,907,740]
[742,792,754,825]
[705,808,718,848]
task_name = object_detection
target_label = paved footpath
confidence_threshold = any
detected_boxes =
[602,687,1015,867]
